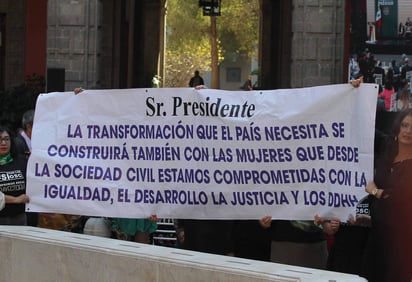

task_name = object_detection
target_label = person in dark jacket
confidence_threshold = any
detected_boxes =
[189,70,205,87]
[0,125,30,225]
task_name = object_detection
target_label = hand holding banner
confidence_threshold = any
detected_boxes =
[26,84,378,220]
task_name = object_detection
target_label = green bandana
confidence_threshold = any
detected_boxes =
[0,153,13,166]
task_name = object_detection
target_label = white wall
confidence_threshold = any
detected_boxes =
[0,226,366,282]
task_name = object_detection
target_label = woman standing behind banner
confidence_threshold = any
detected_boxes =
[362,109,412,282]
[0,126,30,225]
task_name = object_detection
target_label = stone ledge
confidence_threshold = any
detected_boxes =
[0,226,366,282]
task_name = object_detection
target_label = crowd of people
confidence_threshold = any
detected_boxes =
[0,76,411,281]
[350,51,412,112]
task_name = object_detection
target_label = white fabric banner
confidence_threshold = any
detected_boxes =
[26,84,378,220]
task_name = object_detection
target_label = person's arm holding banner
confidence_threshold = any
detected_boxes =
[313,214,340,235]
[259,215,272,229]
[27,70,377,259]
[350,75,363,88]
[0,192,29,211]
[74,87,84,94]
[364,181,386,199]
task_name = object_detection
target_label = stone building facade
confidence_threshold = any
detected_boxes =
[0,0,350,91]
[291,1,346,87]
[0,0,26,90]
[47,0,101,91]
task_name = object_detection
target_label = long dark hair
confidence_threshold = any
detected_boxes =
[384,109,412,164]
[0,125,17,157]
[384,79,393,91]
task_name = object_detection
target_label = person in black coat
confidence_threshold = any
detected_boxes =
[14,109,34,160]
[14,109,36,226]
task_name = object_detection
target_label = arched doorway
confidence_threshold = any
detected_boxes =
[100,0,292,90]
